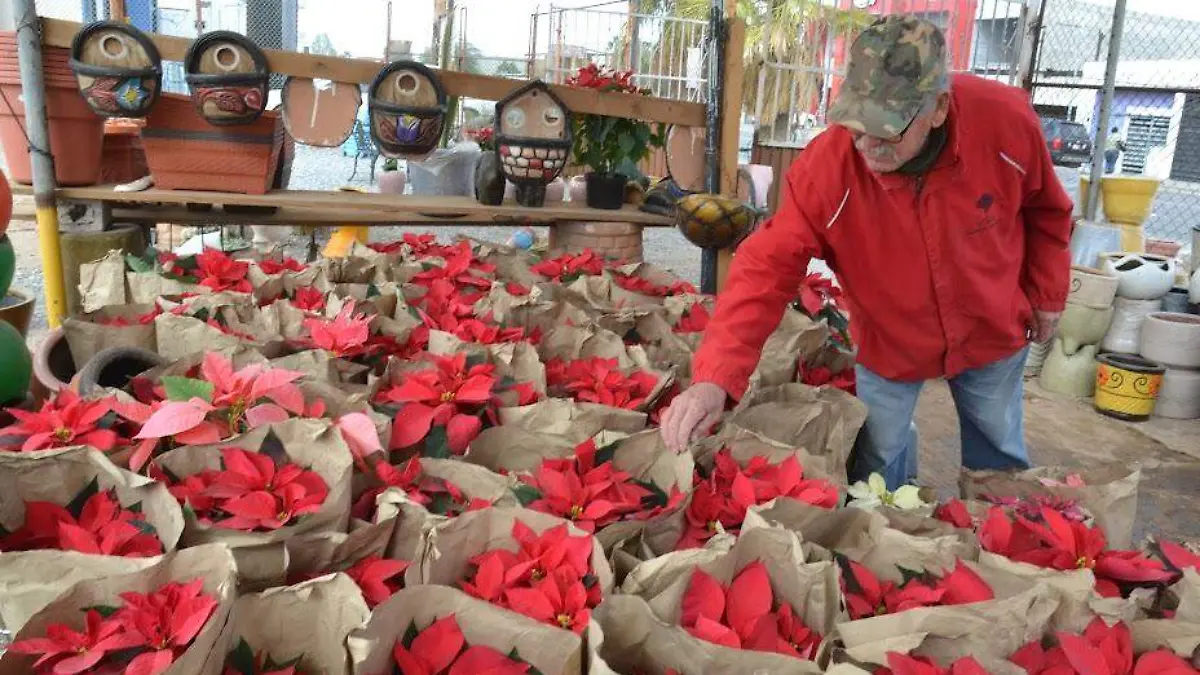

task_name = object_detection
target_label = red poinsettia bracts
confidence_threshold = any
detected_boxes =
[301,301,374,359]
[566,63,646,95]
[224,639,308,675]
[839,558,994,621]
[95,306,162,327]
[798,364,856,394]
[196,248,253,293]
[0,483,162,557]
[414,282,538,346]
[256,257,307,275]
[0,389,124,453]
[1011,617,1200,674]
[796,273,842,316]
[933,498,974,529]
[460,521,599,634]
[289,286,326,313]
[680,562,822,660]
[369,233,455,258]
[377,353,499,455]
[875,653,993,675]
[410,241,497,295]
[545,357,660,411]
[979,506,1174,597]
[163,446,328,532]
[674,303,711,334]
[612,273,696,297]
[392,614,537,675]
[1152,539,1200,582]
[530,250,605,282]
[8,578,218,675]
[518,438,680,532]
[678,451,839,550]
[345,554,410,608]
[351,457,492,522]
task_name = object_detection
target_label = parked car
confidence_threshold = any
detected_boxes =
[1039,117,1094,168]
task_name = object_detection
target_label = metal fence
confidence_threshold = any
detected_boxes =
[1028,0,1200,244]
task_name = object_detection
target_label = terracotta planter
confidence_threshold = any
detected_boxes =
[378,169,407,195]
[1094,353,1165,422]
[1101,296,1162,354]
[140,93,282,194]
[1068,265,1118,307]
[1099,252,1175,300]
[1153,367,1200,420]
[0,82,104,186]
[99,123,150,184]
[1037,338,1097,398]
[76,346,165,396]
[1058,301,1114,356]
[0,287,34,336]
[1145,238,1182,259]
[1139,312,1200,369]
[32,326,77,396]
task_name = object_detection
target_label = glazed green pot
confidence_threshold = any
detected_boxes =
[0,318,31,405]
[0,234,14,299]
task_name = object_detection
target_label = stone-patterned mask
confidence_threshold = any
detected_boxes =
[368,61,446,158]
[69,21,162,118]
[493,80,572,188]
[184,30,270,126]
[282,77,361,147]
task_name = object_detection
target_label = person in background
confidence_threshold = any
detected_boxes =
[659,15,1074,489]
[1105,127,1125,174]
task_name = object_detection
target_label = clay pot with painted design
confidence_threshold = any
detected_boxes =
[1094,353,1165,422]
[184,31,270,125]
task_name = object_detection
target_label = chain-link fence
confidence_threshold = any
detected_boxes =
[1030,0,1200,244]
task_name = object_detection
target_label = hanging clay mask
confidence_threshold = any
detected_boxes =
[665,125,707,193]
[184,30,270,125]
[368,61,446,158]
[282,77,361,147]
[493,80,572,206]
[69,21,162,118]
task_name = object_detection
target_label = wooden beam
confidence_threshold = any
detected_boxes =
[717,17,746,292]
[108,0,126,21]
[39,18,706,128]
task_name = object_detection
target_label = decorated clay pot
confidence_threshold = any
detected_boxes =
[1101,296,1163,354]
[0,317,30,405]
[1153,367,1200,420]
[1038,338,1098,398]
[474,152,504,205]
[0,287,34,337]
[369,60,446,158]
[184,31,269,125]
[1068,265,1118,307]
[665,124,706,193]
[1139,312,1200,369]
[32,327,76,396]
[1094,353,1165,421]
[1099,252,1176,300]
[674,193,757,249]
[281,77,361,147]
[1058,301,1114,356]
[494,80,571,206]
[69,21,162,118]
[378,168,407,195]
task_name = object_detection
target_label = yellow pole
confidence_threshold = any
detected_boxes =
[34,207,68,327]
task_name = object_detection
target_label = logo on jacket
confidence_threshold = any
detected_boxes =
[969,192,999,234]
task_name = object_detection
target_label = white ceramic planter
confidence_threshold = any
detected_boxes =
[1068,265,1119,307]
[1099,252,1177,300]
[1058,301,1114,355]
[1153,366,1200,420]
[1140,312,1200,369]
[1101,296,1163,354]
[1038,338,1098,398]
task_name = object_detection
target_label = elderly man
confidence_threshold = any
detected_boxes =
[661,15,1073,488]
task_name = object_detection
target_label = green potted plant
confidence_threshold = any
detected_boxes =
[567,64,665,209]
[379,158,406,195]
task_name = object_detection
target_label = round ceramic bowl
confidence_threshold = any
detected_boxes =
[1140,312,1200,369]
[1099,252,1176,300]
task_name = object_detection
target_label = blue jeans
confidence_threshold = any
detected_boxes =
[1105,150,1119,173]
[848,346,1032,490]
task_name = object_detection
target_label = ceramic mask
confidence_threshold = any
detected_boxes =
[493,80,572,186]
[368,61,446,158]
[282,77,361,147]
[69,21,162,118]
[184,30,270,125]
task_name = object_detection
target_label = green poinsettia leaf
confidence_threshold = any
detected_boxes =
[512,484,542,507]
[592,440,620,468]
[66,478,101,520]
[227,638,257,674]
[402,620,420,649]
[85,604,122,618]
[125,253,155,273]
[427,492,460,517]
[423,426,452,460]
[162,376,215,403]
[896,565,934,587]
[192,308,211,323]
[634,479,670,510]
[129,519,158,537]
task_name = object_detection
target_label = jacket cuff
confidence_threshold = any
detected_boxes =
[691,364,752,403]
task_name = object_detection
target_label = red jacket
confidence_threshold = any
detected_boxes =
[693,75,1074,399]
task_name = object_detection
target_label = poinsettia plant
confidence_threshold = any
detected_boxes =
[465,126,496,152]
[0,389,140,455]
[933,498,975,529]
[611,272,696,298]
[256,257,307,275]
[129,247,253,293]
[979,505,1173,597]
[0,478,163,557]
[1010,616,1200,675]
[297,301,377,361]
[392,614,545,675]
[413,279,537,346]
[513,438,681,533]
[530,250,605,283]
[351,457,493,523]
[566,64,666,178]
[544,357,660,411]
[158,446,329,532]
[980,492,1091,524]
[460,521,600,635]
[368,233,454,258]
[793,272,851,347]
[674,303,711,334]
[93,306,162,327]
[798,363,856,394]
[8,578,219,675]
[288,553,410,610]
[838,557,994,620]
[410,240,496,297]
[224,638,311,675]
[678,451,838,550]
[875,653,993,675]
[680,561,822,660]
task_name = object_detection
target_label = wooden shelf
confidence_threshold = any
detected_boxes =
[12,184,674,227]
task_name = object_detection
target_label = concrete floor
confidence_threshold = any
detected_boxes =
[915,379,1200,543]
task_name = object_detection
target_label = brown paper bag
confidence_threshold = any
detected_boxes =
[228,573,370,675]
[285,518,398,582]
[410,506,615,597]
[127,269,209,304]
[153,312,250,361]
[751,309,831,390]
[497,399,648,443]
[247,262,327,301]
[78,250,130,312]
[0,544,237,675]
[63,304,158,367]
[318,256,386,285]
[595,594,824,675]
[0,446,186,633]
[1130,614,1200,657]
[155,419,354,588]
[370,457,520,536]
[959,463,1140,549]
[347,584,585,675]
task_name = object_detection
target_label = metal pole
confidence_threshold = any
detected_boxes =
[1085,0,1127,222]
[14,0,68,328]
[1019,0,1048,93]
[699,0,724,294]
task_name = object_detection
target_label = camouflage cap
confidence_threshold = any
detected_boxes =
[827,15,948,139]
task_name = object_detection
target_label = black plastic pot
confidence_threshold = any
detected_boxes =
[585,172,626,210]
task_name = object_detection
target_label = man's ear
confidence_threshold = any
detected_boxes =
[929,92,951,128]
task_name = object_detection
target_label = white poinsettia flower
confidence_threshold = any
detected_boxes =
[846,473,928,511]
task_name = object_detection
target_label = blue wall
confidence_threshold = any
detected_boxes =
[1091,90,1176,136]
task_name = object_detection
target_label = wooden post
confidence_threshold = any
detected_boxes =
[716,16,745,292]
[108,0,126,21]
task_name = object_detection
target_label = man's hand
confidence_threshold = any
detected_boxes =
[660,382,728,453]
[1032,309,1062,343]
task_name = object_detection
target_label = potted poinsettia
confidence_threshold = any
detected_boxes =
[565,64,666,209]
